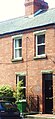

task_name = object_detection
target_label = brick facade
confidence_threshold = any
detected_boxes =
[0,26,55,113]
[0,0,55,114]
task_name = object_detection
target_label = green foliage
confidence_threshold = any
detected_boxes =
[14,80,24,101]
[0,85,14,99]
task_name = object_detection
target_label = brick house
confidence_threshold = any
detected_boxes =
[0,0,55,114]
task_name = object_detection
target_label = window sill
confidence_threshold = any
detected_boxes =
[34,54,47,60]
[11,57,23,62]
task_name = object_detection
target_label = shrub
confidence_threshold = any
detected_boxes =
[0,85,15,102]
[14,80,24,102]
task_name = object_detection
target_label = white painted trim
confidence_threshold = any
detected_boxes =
[36,35,38,56]
[14,56,22,60]
[35,31,45,56]
[12,34,22,39]
[13,37,22,59]
[35,54,46,58]
[33,30,46,35]
[14,39,15,59]
[41,70,53,74]
[15,72,26,76]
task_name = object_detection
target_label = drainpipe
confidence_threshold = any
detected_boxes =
[26,36,29,103]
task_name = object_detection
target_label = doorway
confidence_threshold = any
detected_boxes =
[42,73,53,114]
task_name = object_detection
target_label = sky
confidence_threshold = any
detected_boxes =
[0,0,55,22]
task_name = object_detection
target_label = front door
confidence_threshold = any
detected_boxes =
[42,73,53,114]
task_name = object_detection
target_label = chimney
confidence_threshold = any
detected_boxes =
[25,0,48,16]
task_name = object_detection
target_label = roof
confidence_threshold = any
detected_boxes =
[0,8,55,35]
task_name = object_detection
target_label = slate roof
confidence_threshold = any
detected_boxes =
[0,8,55,35]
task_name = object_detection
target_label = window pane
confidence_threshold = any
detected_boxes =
[18,39,22,47]
[14,38,22,59]
[17,76,26,99]
[19,76,26,87]
[15,49,19,58]
[37,35,45,44]
[38,45,45,55]
[15,39,22,48]
[16,75,19,84]
[15,39,19,48]
[19,49,22,57]
[22,88,26,99]
[15,49,22,58]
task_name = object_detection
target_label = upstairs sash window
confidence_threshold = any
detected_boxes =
[13,35,22,59]
[36,34,45,56]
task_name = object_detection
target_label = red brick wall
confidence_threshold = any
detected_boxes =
[22,28,55,112]
[0,27,55,113]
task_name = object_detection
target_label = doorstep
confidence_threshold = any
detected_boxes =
[26,114,55,118]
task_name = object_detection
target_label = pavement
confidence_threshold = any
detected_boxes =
[26,114,55,118]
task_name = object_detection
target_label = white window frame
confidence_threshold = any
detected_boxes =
[36,34,45,56]
[34,30,46,57]
[16,75,26,100]
[12,35,22,60]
